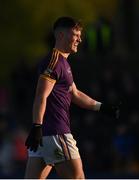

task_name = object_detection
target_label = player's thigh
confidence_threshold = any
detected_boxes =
[55,158,85,179]
[24,157,52,179]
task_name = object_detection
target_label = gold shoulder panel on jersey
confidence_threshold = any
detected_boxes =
[48,49,60,70]
[40,74,56,83]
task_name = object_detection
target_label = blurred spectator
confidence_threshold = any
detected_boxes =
[0,113,14,178]
[12,126,28,178]
[112,124,136,174]
[84,17,114,56]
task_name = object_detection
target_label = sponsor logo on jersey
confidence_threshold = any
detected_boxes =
[67,67,71,74]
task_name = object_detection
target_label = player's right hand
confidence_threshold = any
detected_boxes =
[25,123,43,152]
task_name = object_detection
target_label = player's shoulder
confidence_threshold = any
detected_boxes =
[40,48,63,67]
[38,49,64,75]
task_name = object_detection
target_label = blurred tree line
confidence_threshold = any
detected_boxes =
[0,0,118,84]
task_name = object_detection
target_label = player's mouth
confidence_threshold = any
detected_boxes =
[70,43,79,52]
[74,43,78,48]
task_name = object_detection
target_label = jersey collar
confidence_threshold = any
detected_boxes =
[53,48,69,59]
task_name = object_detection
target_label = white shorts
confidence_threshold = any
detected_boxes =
[28,133,80,165]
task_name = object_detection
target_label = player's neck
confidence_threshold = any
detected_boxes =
[54,46,70,58]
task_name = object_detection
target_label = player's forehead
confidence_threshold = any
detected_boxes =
[70,27,82,35]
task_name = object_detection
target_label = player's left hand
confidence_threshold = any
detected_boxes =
[99,102,121,119]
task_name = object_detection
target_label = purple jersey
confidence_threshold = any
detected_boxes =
[38,48,73,135]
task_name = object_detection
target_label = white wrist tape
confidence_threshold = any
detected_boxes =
[93,101,102,111]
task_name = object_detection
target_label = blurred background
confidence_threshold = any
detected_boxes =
[0,0,139,178]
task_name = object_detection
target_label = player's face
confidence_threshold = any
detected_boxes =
[64,28,82,53]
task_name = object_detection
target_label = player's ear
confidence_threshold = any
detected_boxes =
[54,29,64,40]
[59,31,65,39]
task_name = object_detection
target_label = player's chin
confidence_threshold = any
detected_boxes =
[71,47,78,53]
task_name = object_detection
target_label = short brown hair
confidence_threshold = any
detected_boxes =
[53,16,82,32]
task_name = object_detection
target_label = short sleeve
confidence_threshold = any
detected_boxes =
[39,49,61,83]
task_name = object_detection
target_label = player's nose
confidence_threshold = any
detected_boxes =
[78,37,82,43]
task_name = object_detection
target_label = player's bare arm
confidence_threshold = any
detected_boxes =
[33,77,55,124]
[71,82,101,111]
[25,77,56,152]
[71,82,120,118]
